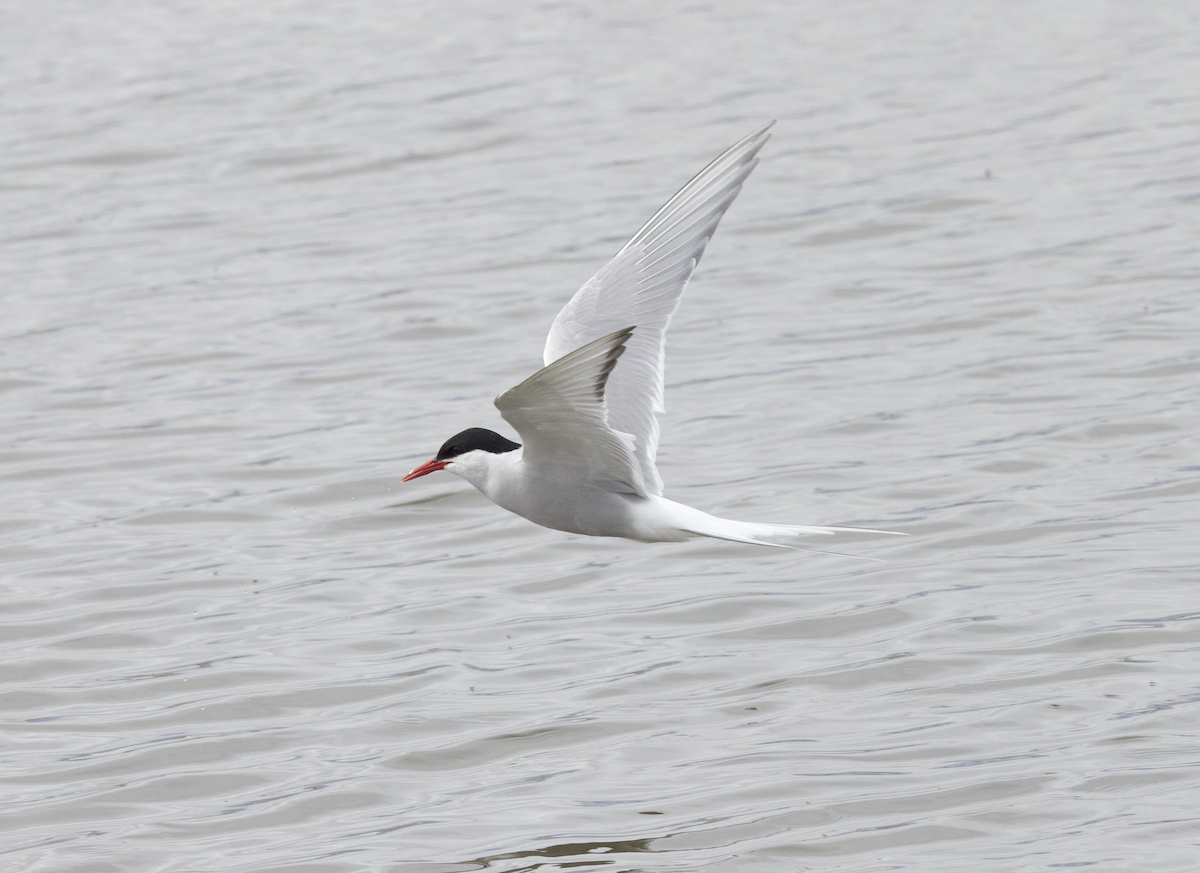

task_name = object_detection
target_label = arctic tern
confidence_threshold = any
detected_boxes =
[405,123,902,551]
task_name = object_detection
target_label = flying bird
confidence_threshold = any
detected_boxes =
[405,123,902,552]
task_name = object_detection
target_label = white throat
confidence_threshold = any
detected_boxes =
[446,447,522,495]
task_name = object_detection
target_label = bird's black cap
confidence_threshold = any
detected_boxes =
[436,428,521,461]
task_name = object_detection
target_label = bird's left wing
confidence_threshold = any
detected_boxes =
[542,123,774,496]
[495,326,646,496]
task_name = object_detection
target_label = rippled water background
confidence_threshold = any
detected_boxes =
[4,1,1199,870]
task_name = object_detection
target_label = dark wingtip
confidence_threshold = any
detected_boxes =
[594,325,635,400]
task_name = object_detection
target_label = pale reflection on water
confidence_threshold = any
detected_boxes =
[2,2,1199,871]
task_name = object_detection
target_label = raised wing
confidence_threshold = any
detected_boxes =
[496,327,646,496]
[543,123,773,496]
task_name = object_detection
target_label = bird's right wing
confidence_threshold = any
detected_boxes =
[496,326,646,496]
[542,123,774,496]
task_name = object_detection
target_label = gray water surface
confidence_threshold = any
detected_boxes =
[3,2,1199,870]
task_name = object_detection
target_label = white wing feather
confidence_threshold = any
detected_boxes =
[543,123,774,496]
[496,327,646,496]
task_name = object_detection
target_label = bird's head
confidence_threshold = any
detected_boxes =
[403,427,522,483]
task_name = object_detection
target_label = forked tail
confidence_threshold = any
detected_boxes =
[655,497,906,559]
